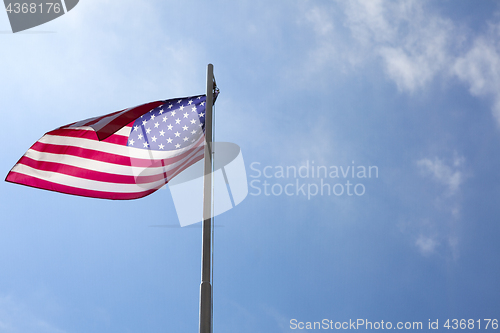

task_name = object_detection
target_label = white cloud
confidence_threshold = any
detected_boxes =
[305,6,334,36]
[300,0,500,124]
[415,234,438,256]
[344,0,454,92]
[297,3,343,75]
[409,154,465,259]
[417,155,464,195]
[342,0,397,45]
[453,29,500,124]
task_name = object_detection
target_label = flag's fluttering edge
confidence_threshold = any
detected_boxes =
[6,95,209,200]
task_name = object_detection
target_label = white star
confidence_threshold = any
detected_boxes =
[183,112,189,118]
[159,109,164,115]
[198,123,203,127]
[168,104,173,109]
[138,134,143,140]
[159,130,165,136]
[177,99,182,103]
[133,125,139,131]
[152,136,157,142]
[182,125,188,131]
[199,112,205,117]
[188,100,193,105]
[190,119,196,124]
[154,122,160,128]
[197,96,202,99]
[179,105,185,111]
[163,116,168,122]
[150,114,156,120]
[142,120,147,126]
[167,124,173,130]
[175,143,181,149]
[201,101,205,106]
[191,130,197,134]
[146,128,151,134]
[167,138,173,143]
[191,106,197,112]
[158,143,165,149]
[183,137,188,142]
[175,118,181,124]
[174,131,180,137]
[129,139,135,145]
[171,110,176,116]
[143,142,149,148]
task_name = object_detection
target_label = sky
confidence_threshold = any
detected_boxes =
[1,0,500,332]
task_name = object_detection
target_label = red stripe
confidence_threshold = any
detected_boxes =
[92,101,165,141]
[166,152,204,179]
[16,156,171,184]
[103,134,129,145]
[29,137,205,168]
[47,128,99,140]
[6,153,204,200]
[6,171,157,200]
[47,128,129,145]
[30,141,135,166]
[15,149,203,185]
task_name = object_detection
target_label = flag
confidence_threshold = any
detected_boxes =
[5,95,209,200]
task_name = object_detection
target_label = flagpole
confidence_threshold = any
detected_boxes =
[200,63,214,333]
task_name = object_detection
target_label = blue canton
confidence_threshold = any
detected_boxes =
[127,95,206,151]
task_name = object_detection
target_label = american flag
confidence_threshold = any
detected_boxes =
[5,95,208,200]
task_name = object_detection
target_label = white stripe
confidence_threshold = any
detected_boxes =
[13,149,205,193]
[38,132,204,160]
[167,149,205,180]
[11,164,167,193]
[25,149,171,177]
[90,103,156,131]
[67,102,155,129]
[23,144,204,178]
[112,126,132,137]
[64,125,132,140]
[91,112,127,132]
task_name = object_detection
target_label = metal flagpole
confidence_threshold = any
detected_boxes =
[200,63,214,333]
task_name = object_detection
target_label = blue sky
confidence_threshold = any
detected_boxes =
[1,0,500,332]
